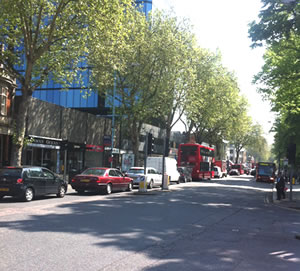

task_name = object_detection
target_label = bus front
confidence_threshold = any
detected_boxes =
[256,162,275,183]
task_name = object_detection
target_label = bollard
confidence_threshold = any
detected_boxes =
[139,175,148,193]
[162,173,169,190]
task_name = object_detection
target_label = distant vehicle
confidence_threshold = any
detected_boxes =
[177,167,193,183]
[214,160,227,177]
[229,169,239,176]
[71,167,133,194]
[146,157,180,184]
[213,166,222,178]
[0,166,67,202]
[256,162,276,183]
[250,168,256,176]
[231,164,244,175]
[126,167,162,189]
[244,167,250,175]
[177,143,215,181]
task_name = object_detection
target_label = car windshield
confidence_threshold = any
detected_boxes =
[82,168,105,176]
[0,168,22,177]
[128,168,144,174]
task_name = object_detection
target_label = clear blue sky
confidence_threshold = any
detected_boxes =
[153,0,275,144]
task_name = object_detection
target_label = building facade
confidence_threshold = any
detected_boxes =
[0,68,16,167]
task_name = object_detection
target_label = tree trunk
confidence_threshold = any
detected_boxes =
[129,121,140,166]
[11,94,30,166]
[235,150,240,164]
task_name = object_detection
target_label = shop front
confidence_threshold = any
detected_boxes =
[23,135,63,173]
[85,144,103,168]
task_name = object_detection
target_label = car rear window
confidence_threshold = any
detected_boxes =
[82,168,105,176]
[0,168,22,177]
[128,168,144,174]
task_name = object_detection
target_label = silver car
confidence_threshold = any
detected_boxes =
[126,167,162,189]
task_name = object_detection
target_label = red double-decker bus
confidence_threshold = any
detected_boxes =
[177,143,215,181]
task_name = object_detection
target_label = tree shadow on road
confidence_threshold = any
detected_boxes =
[1,181,299,271]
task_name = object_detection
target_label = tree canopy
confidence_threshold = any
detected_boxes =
[249,0,300,165]
[0,0,134,165]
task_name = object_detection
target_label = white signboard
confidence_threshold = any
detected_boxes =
[122,153,135,173]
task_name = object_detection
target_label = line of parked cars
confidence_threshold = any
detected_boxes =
[0,164,180,202]
[1,162,252,203]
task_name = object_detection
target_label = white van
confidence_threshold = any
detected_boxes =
[146,157,180,183]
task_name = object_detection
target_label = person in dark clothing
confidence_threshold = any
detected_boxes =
[276,172,286,200]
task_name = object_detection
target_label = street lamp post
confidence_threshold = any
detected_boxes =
[110,70,116,168]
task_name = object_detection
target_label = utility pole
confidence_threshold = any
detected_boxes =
[110,70,116,168]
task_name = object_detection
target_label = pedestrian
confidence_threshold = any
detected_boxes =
[276,171,286,200]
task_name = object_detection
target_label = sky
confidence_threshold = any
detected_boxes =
[152,0,276,144]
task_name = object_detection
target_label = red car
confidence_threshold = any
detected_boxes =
[71,167,133,195]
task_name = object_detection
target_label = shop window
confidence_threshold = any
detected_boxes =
[0,87,7,116]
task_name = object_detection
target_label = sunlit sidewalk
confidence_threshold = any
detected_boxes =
[271,184,300,211]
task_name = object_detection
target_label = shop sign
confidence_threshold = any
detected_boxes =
[28,136,62,149]
[86,144,104,152]
[67,142,86,151]
[104,147,120,154]
[30,137,62,147]
[103,135,111,146]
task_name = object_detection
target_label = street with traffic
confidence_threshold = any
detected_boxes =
[1,174,299,271]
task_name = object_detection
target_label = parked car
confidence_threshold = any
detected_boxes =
[126,167,162,189]
[71,167,133,195]
[229,169,240,176]
[213,166,222,178]
[0,166,67,202]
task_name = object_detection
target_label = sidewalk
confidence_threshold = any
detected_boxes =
[269,184,300,211]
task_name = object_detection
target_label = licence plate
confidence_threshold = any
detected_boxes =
[80,179,90,183]
[0,188,9,192]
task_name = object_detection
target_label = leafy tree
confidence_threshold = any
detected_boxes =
[0,0,133,165]
[183,50,242,147]
[246,123,270,162]
[148,13,197,142]
[248,0,300,47]
[249,0,300,165]
[228,103,254,164]
[90,11,197,164]
[253,35,300,115]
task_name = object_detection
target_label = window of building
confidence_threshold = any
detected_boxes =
[0,87,7,116]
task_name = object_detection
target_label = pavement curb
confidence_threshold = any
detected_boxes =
[265,190,300,212]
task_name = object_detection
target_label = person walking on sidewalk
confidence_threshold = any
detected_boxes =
[276,171,286,200]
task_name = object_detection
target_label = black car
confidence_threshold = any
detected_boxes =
[229,169,239,176]
[0,166,68,202]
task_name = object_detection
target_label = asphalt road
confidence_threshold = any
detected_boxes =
[0,175,299,271]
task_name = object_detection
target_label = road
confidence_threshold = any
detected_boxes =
[0,175,299,271]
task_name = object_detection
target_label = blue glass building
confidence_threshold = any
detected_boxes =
[17,0,152,114]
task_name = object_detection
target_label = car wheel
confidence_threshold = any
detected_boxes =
[148,180,153,189]
[106,183,112,194]
[57,186,66,198]
[127,182,133,191]
[23,188,34,202]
